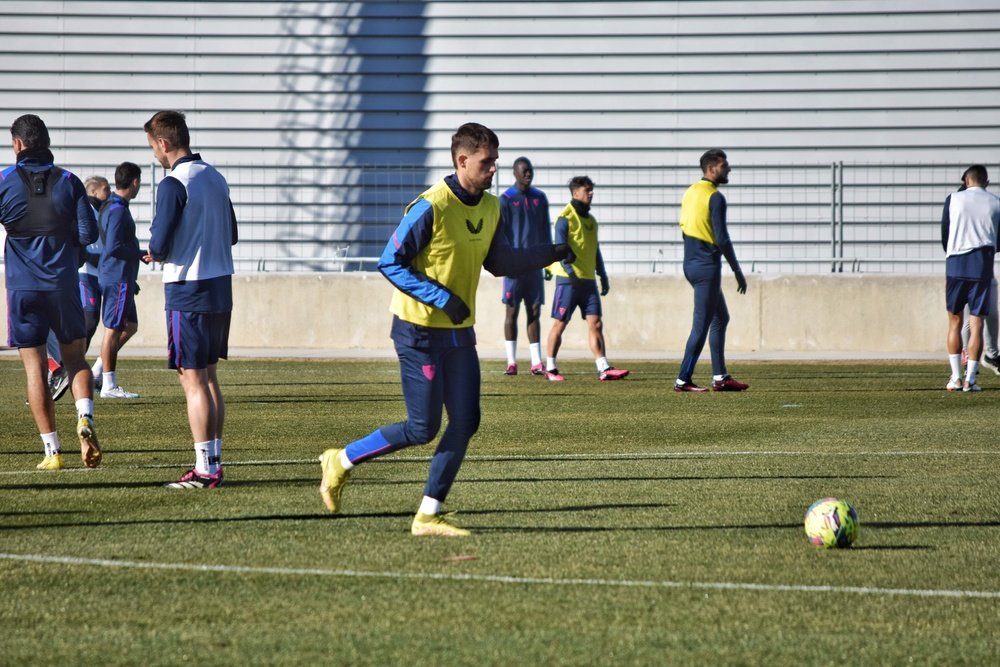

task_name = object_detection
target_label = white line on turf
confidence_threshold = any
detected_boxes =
[3,450,999,475]
[1,552,997,600]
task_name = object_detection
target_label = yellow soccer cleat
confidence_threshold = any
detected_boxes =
[318,448,350,513]
[410,512,470,537]
[76,415,102,468]
[36,453,65,471]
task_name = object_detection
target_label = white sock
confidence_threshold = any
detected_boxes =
[338,449,355,470]
[596,356,610,372]
[41,431,61,457]
[949,354,962,379]
[713,374,727,382]
[546,357,557,371]
[418,495,442,516]
[966,360,979,385]
[504,340,517,365]
[103,371,116,389]
[207,438,222,475]
[75,398,93,418]
[92,357,103,377]
[529,342,542,366]
[194,440,212,475]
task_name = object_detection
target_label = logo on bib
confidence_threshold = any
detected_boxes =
[466,218,483,234]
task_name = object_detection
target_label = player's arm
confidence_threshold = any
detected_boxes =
[147,178,187,261]
[229,199,239,245]
[596,246,610,295]
[377,199,463,316]
[74,180,98,247]
[499,195,514,245]
[482,219,571,277]
[941,195,951,252]
[710,192,747,294]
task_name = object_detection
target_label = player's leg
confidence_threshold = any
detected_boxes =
[524,272,546,374]
[707,289,747,391]
[945,278,968,390]
[963,277,992,391]
[982,278,1000,373]
[676,268,720,391]
[320,343,445,513]
[412,345,480,536]
[99,283,140,398]
[51,290,100,467]
[20,344,70,471]
[80,274,104,386]
[45,330,69,401]
[504,298,519,374]
[164,311,221,487]
[544,279,572,380]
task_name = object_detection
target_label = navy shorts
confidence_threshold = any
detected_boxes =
[79,273,101,314]
[946,276,993,316]
[166,310,231,370]
[502,271,545,307]
[550,277,601,322]
[102,281,138,330]
[6,289,86,348]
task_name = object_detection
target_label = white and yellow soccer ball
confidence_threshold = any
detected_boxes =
[804,497,859,548]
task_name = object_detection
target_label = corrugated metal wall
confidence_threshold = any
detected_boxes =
[1,1,997,272]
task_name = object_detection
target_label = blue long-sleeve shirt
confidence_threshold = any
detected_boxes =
[378,174,559,346]
[0,150,97,291]
[99,193,142,286]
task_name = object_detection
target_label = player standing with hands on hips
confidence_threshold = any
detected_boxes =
[674,149,750,393]
[318,123,574,536]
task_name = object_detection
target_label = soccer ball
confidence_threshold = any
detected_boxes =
[804,498,859,548]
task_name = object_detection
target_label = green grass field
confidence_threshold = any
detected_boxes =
[2,357,999,665]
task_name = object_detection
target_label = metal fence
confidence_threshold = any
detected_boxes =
[8,161,977,275]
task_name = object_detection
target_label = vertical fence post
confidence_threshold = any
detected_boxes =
[837,161,844,273]
[830,162,837,272]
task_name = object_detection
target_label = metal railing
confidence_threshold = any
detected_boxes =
[2,161,976,275]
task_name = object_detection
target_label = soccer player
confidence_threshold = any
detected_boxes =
[543,176,630,382]
[499,157,551,375]
[82,175,110,387]
[941,164,1000,392]
[317,123,572,536]
[144,110,238,488]
[0,114,101,470]
[45,175,110,400]
[674,149,749,393]
[97,161,144,399]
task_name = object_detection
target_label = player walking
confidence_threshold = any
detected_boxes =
[674,149,749,393]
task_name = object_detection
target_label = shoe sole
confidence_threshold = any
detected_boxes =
[78,423,102,469]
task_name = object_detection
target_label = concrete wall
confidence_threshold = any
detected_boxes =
[2,273,944,356]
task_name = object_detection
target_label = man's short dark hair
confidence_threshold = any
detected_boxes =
[963,164,988,186]
[10,114,50,150]
[513,156,532,171]
[115,161,142,190]
[450,123,498,168]
[700,148,727,173]
[144,110,190,150]
[568,175,594,193]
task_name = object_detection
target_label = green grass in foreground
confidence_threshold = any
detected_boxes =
[1,357,999,665]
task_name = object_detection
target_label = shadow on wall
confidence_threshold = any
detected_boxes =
[276,2,429,269]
